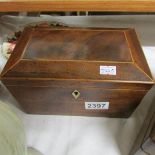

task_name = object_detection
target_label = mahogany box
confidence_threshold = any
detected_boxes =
[0,24,154,117]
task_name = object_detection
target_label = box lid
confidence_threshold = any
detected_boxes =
[1,24,154,84]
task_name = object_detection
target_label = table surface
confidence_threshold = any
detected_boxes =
[0,0,155,12]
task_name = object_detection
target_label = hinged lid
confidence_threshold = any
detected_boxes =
[1,24,153,84]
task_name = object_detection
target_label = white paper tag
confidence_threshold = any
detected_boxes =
[100,66,116,75]
[85,102,109,110]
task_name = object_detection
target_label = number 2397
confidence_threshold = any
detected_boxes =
[85,102,109,110]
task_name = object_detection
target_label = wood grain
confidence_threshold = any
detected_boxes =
[4,82,147,117]
[1,25,154,117]
[1,26,153,83]
[0,0,155,12]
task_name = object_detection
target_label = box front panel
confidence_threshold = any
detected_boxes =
[4,82,148,117]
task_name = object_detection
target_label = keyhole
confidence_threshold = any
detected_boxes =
[72,90,80,99]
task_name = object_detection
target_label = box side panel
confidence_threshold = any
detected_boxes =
[1,27,34,77]
[125,29,153,80]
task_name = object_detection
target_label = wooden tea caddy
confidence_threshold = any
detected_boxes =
[1,24,154,117]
